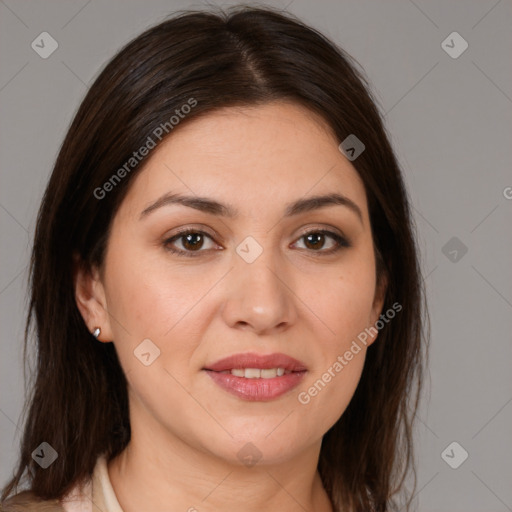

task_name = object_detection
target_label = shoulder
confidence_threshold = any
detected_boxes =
[1,490,65,511]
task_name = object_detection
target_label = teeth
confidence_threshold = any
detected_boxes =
[229,368,288,378]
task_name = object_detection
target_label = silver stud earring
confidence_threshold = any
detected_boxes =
[92,327,101,339]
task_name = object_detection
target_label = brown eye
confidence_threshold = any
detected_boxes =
[293,230,350,254]
[180,232,205,251]
[303,232,327,250]
[163,229,217,257]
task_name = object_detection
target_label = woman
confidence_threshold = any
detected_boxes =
[1,5,429,511]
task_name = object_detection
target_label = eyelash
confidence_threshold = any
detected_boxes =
[163,228,351,258]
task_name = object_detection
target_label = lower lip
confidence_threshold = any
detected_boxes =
[204,370,306,401]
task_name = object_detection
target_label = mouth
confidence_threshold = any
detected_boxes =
[203,352,307,401]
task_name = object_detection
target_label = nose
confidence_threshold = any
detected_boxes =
[220,244,298,335]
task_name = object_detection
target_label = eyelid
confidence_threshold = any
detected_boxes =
[294,223,347,240]
[165,224,220,242]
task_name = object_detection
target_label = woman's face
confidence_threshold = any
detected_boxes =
[77,101,386,466]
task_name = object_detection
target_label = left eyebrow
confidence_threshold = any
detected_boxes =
[139,192,363,224]
[285,193,363,224]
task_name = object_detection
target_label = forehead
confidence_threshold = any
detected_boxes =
[118,101,368,223]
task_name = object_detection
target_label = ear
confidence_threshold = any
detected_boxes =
[366,272,388,347]
[73,253,114,342]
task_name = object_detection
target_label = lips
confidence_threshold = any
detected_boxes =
[203,352,307,372]
[203,352,307,401]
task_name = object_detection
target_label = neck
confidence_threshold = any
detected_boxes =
[108,399,333,512]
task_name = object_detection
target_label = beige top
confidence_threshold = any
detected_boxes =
[0,455,124,512]
[60,455,123,512]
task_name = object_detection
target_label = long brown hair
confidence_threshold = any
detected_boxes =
[1,5,429,511]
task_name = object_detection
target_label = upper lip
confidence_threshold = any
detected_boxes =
[203,352,307,372]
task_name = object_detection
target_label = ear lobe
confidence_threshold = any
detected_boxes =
[73,253,113,342]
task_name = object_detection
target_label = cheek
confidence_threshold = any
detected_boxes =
[103,243,208,373]
[296,299,370,436]
[106,236,193,325]
[311,260,377,348]
[294,255,376,422]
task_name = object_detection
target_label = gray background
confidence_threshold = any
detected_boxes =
[1,1,511,510]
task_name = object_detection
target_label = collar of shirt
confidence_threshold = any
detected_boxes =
[60,454,124,512]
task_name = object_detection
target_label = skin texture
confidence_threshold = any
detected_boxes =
[75,101,387,512]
